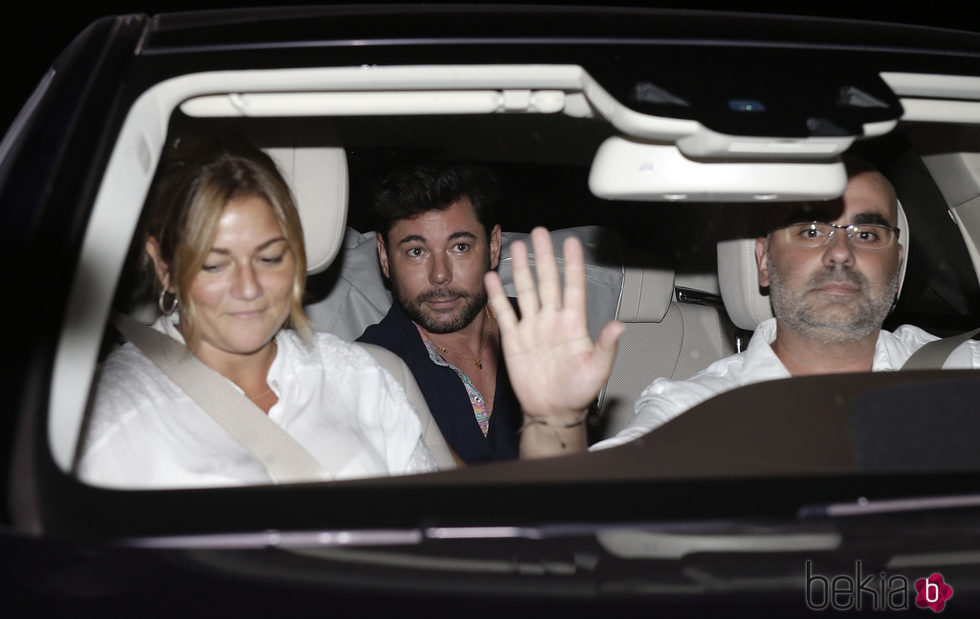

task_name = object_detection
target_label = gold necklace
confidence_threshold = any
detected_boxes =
[434,306,493,370]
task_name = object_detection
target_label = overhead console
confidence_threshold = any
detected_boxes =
[172,63,901,207]
[587,53,903,139]
[581,57,904,201]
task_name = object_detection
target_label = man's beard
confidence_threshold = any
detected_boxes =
[768,257,899,345]
[398,285,487,334]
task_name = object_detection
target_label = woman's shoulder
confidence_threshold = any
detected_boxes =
[95,315,188,394]
[97,341,176,396]
[81,342,183,468]
[88,342,187,437]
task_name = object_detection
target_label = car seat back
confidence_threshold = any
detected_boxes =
[266,146,454,470]
[305,228,391,341]
[596,254,736,439]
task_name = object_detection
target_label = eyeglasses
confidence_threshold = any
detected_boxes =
[775,221,900,251]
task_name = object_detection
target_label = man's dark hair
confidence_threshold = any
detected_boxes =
[371,164,499,243]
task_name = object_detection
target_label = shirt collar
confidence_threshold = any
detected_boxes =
[871,329,903,371]
[740,317,792,384]
[152,314,186,343]
[745,316,896,380]
[415,323,452,368]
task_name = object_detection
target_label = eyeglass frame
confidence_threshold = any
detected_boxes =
[771,220,901,252]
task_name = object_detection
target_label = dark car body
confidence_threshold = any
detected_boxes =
[3,5,980,615]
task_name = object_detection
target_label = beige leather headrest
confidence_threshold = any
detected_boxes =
[618,266,675,323]
[716,237,773,331]
[265,146,349,274]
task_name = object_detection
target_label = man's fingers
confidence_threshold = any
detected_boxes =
[485,271,519,334]
[561,236,587,316]
[509,239,541,319]
[530,227,561,310]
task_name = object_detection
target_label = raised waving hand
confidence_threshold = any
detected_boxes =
[485,227,623,458]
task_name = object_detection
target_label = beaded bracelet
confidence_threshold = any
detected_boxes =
[517,410,589,449]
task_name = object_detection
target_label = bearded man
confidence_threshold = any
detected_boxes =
[358,165,522,465]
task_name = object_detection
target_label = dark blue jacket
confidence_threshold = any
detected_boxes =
[357,302,521,464]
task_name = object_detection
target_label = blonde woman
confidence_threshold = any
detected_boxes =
[79,138,436,487]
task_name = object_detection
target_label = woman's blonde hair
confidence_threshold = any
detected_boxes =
[144,136,312,349]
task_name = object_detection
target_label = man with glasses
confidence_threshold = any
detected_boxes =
[485,156,980,455]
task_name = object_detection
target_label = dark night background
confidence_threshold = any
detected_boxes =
[0,2,972,136]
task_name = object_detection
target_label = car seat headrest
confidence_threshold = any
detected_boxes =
[717,199,909,332]
[265,146,348,274]
[895,199,909,301]
[617,266,675,323]
[716,237,772,331]
[497,227,625,342]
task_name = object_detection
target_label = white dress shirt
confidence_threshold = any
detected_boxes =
[593,318,980,450]
[79,317,436,488]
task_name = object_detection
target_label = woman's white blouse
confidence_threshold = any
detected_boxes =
[78,318,436,488]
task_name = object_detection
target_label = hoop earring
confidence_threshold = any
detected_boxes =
[158,287,179,315]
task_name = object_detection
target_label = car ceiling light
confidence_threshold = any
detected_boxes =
[180,90,567,117]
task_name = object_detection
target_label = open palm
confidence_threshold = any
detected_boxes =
[485,228,623,428]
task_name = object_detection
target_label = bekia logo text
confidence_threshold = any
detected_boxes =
[805,560,953,612]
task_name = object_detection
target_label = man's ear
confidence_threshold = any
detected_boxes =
[755,236,771,288]
[145,237,173,291]
[488,224,502,270]
[377,233,391,279]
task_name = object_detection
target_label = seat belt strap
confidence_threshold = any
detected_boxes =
[356,342,456,470]
[901,327,980,371]
[112,312,332,483]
